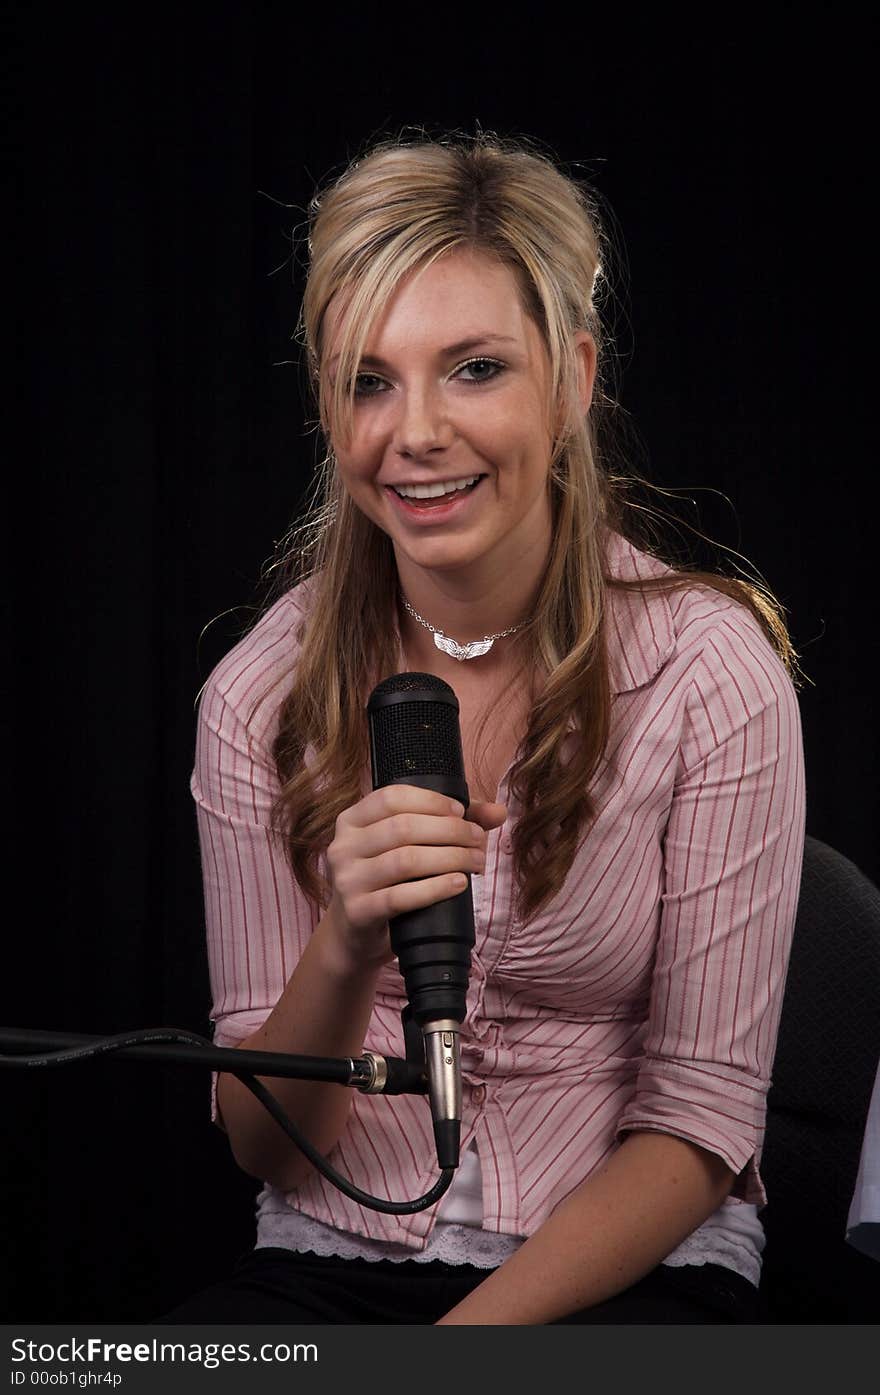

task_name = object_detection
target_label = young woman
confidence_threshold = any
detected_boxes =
[165,131,806,1324]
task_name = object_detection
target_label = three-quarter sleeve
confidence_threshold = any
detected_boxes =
[189,596,322,1120]
[615,605,807,1203]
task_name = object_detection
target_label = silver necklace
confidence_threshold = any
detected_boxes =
[400,595,526,662]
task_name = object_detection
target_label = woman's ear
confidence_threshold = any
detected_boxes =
[551,332,598,443]
[574,331,597,414]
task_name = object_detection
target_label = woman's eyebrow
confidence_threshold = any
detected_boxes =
[328,334,519,371]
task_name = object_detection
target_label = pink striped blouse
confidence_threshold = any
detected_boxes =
[192,530,806,1249]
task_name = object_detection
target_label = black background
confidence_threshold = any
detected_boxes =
[4,5,876,1320]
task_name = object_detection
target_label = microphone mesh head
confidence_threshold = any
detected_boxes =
[371,672,456,700]
[367,673,464,786]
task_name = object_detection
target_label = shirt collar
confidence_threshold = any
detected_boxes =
[603,530,677,695]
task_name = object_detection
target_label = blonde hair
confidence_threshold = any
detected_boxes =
[261,128,804,925]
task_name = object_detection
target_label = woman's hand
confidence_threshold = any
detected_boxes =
[326,785,507,971]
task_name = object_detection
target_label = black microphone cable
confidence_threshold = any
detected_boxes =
[0,1027,454,1215]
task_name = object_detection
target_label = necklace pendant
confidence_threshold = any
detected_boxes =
[434,633,495,661]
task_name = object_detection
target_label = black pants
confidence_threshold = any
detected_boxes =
[156,1246,758,1324]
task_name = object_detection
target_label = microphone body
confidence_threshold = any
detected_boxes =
[366,673,475,1169]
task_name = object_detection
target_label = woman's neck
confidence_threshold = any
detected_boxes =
[396,559,542,649]
[395,598,526,691]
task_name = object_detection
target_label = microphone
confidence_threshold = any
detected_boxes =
[366,672,474,1170]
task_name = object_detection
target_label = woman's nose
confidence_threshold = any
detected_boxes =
[391,386,453,459]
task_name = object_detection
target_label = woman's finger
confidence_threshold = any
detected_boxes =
[351,810,482,860]
[340,784,465,829]
[364,870,474,928]
[464,800,508,829]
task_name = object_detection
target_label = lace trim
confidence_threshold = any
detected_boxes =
[256,1205,521,1270]
[662,1198,765,1286]
[254,1193,762,1284]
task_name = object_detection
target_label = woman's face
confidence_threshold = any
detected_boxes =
[322,248,595,588]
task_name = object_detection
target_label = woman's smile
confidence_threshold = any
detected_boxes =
[385,473,487,524]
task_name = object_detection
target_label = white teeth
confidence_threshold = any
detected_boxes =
[394,475,481,499]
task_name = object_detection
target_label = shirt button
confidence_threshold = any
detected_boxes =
[501,835,512,853]
[472,1084,486,1104]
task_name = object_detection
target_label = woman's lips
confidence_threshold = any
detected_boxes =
[385,477,484,524]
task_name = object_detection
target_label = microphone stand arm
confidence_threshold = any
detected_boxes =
[0,1021,455,1215]
[0,1026,428,1097]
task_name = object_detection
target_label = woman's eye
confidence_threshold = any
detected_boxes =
[457,357,504,382]
[351,358,504,398]
[352,373,385,397]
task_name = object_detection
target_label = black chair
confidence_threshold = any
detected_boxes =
[757,835,880,1321]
